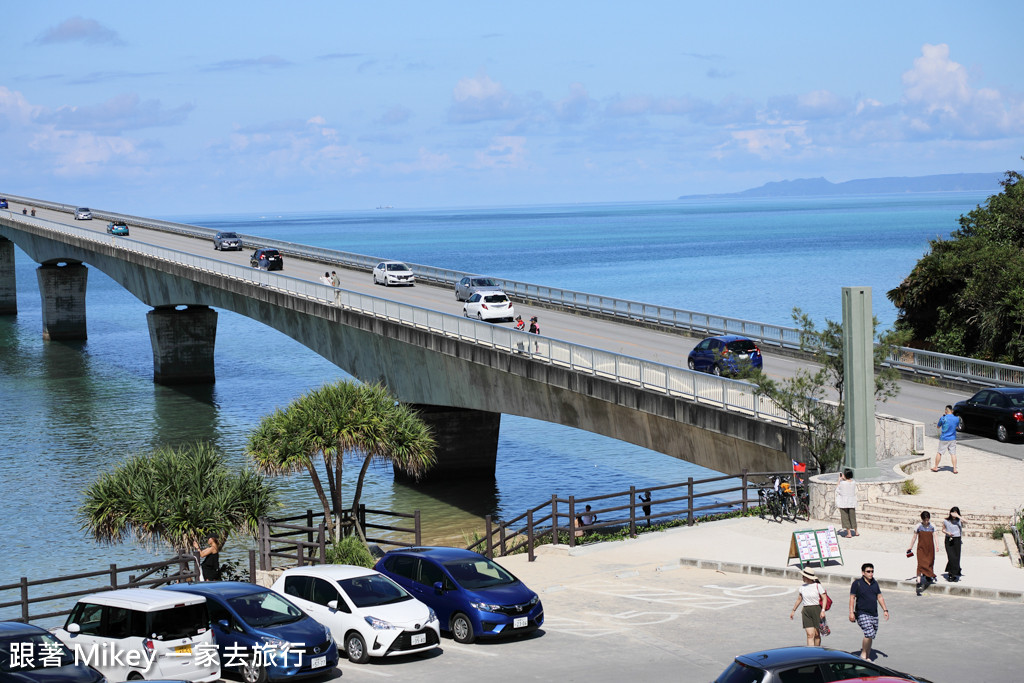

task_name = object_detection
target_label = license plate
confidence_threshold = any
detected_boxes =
[174,644,192,654]
[411,633,426,646]
[513,617,528,628]
[738,353,749,359]
[311,656,327,669]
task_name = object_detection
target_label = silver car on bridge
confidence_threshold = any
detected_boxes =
[455,276,502,301]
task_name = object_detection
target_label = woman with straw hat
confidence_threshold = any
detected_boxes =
[790,568,827,646]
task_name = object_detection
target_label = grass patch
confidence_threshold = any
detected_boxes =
[325,534,375,568]
[900,479,920,495]
[991,524,1011,540]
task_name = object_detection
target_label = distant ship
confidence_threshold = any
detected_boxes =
[376,205,394,209]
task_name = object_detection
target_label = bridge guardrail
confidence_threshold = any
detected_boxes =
[5,193,1023,388]
[1,210,798,428]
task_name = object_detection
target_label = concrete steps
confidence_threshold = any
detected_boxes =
[847,499,1010,539]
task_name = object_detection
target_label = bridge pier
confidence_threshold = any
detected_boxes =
[0,238,15,314]
[37,262,88,340]
[146,305,218,385]
[399,404,501,481]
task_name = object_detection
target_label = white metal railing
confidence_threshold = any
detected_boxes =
[0,210,799,428]
[5,193,1022,388]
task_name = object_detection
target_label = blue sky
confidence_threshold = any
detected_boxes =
[2,2,1022,214]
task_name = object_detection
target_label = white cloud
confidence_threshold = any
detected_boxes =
[473,136,527,169]
[448,73,522,123]
[37,94,194,134]
[34,17,123,46]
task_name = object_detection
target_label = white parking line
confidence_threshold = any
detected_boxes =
[440,643,500,657]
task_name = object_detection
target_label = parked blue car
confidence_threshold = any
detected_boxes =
[687,334,763,376]
[162,582,338,683]
[0,621,105,682]
[374,546,543,644]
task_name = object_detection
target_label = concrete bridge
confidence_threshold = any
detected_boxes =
[0,203,802,479]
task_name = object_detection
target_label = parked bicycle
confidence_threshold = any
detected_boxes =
[757,482,785,522]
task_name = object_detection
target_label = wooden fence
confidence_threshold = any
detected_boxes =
[0,555,202,624]
[467,469,802,561]
[256,505,422,570]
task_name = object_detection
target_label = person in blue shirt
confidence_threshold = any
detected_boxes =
[932,404,961,474]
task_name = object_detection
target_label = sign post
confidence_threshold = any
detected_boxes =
[789,527,844,568]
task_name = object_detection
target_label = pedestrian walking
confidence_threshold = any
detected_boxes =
[942,506,964,582]
[849,563,889,661]
[907,510,936,595]
[932,404,960,473]
[330,270,340,287]
[836,468,858,537]
[639,490,652,526]
[529,316,540,352]
[790,568,827,646]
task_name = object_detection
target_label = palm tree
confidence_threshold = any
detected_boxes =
[246,381,436,540]
[78,442,279,555]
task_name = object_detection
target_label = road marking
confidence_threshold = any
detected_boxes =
[440,643,499,657]
[702,583,797,598]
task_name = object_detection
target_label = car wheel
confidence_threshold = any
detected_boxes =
[346,632,370,664]
[711,364,722,376]
[464,308,470,318]
[451,612,475,644]
[126,673,144,681]
[997,423,1009,443]
[242,658,269,683]
[687,358,695,371]
[956,415,964,432]
[477,312,484,321]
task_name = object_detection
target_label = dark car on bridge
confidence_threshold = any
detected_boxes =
[0,198,8,209]
[106,221,129,236]
[213,231,242,251]
[714,646,931,683]
[251,248,283,271]
[953,387,1024,443]
[688,334,763,376]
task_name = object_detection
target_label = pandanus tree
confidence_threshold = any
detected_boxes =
[78,442,279,555]
[246,381,436,540]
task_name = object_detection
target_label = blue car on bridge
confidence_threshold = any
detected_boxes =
[688,334,763,376]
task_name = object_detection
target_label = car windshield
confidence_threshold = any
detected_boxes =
[471,278,497,287]
[78,208,90,212]
[714,660,766,683]
[0,632,75,671]
[339,574,412,608]
[219,232,238,238]
[228,590,304,628]
[726,339,758,353]
[263,250,280,257]
[386,263,409,271]
[483,294,508,304]
[443,558,517,590]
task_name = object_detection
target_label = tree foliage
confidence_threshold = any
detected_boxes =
[78,442,279,554]
[246,381,436,540]
[887,167,1024,363]
[746,309,905,473]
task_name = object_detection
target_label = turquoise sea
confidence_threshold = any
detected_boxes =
[0,192,991,593]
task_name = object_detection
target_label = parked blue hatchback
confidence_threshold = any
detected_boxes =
[688,334,763,376]
[0,621,105,682]
[374,546,543,644]
[162,582,338,683]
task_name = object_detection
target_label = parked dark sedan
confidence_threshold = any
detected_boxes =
[0,621,105,682]
[251,248,283,271]
[714,646,931,683]
[953,387,1024,443]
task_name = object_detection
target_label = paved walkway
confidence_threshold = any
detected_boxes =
[501,437,1023,602]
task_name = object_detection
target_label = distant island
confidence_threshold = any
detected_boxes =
[680,172,1002,199]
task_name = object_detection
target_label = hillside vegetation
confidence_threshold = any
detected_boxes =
[888,166,1024,364]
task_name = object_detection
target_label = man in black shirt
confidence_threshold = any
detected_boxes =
[849,562,889,661]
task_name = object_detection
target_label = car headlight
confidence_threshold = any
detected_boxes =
[426,607,438,625]
[259,636,291,652]
[530,595,539,606]
[470,601,502,613]
[364,616,399,631]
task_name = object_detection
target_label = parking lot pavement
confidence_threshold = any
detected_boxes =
[296,563,1020,683]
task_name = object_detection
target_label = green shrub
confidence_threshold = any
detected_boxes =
[900,479,920,495]
[325,535,375,568]
[991,524,1011,540]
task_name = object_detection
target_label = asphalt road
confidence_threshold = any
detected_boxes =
[214,564,1018,682]
[12,204,1023,463]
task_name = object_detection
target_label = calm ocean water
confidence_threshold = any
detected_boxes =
[0,192,988,593]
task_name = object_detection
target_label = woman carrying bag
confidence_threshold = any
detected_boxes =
[790,568,830,645]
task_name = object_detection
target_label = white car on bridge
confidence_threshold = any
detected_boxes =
[463,290,516,322]
[372,260,416,286]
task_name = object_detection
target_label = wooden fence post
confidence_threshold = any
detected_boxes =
[687,477,694,526]
[527,509,535,563]
[306,509,314,548]
[20,577,29,623]
[551,495,559,544]
[484,515,493,558]
[249,550,257,584]
[499,522,507,557]
[414,510,421,545]
[568,496,576,548]
[741,469,749,513]
[629,485,637,538]
[319,522,327,564]
[109,564,118,589]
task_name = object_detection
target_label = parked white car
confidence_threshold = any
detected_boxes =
[372,261,415,286]
[272,565,440,664]
[463,290,516,322]
[51,588,220,682]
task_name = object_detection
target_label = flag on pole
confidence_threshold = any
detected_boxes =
[792,460,807,473]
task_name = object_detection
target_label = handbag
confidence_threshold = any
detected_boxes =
[819,586,833,611]
[819,616,831,636]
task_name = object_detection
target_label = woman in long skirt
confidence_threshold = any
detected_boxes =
[907,510,936,595]
[942,506,964,582]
